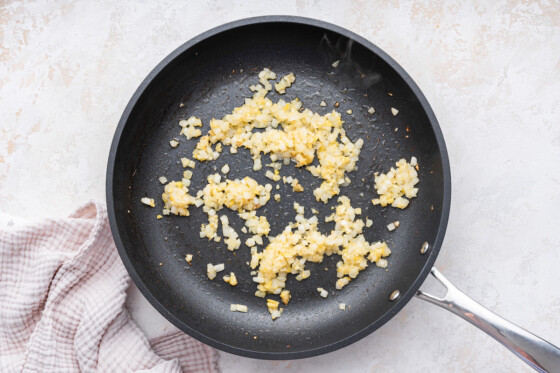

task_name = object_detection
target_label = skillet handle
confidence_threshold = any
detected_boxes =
[416,267,560,373]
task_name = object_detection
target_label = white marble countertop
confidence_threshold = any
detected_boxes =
[2,1,560,372]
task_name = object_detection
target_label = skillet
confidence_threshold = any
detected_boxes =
[106,16,560,371]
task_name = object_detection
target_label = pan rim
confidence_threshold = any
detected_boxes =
[106,15,451,360]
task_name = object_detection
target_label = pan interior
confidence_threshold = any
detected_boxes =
[110,20,446,357]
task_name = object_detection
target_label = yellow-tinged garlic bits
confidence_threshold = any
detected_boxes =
[220,215,241,251]
[238,211,270,237]
[280,290,291,305]
[181,157,196,169]
[274,72,295,94]
[192,68,362,203]
[257,68,277,92]
[179,116,203,139]
[230,304,248,313]
[193,135,221,161]
[250,197,390,317]
[201,175,271,212]
[372,157,419,209]
[207,263,224,280]
[200,214,219,241]
[282,176,304,192]
[266,299,283,320]
[332,197,391,280]
[199,176,271,243]
[161,181,195,216]
[223,272,238,286]
[317,287,328,298]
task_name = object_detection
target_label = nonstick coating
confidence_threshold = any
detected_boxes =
[107,16,451,359]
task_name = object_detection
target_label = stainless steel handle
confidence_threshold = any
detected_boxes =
[416,267,560,373]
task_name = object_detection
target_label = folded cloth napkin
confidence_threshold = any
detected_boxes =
[0,202,219,372]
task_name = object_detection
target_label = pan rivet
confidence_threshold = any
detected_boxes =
[389,290,400,301]
[420,242,429,255]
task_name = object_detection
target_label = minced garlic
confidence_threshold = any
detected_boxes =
[372,158,419,209]
[191,69,363,203]
[249,197,391,314]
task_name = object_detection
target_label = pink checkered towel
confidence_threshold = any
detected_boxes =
[0,202,219,372]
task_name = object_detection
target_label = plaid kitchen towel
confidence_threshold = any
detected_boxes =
[0,202,218,372]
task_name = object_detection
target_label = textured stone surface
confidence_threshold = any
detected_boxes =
[2,1,559,372]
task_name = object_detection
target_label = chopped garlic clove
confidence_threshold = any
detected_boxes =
[317,288,328,298]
